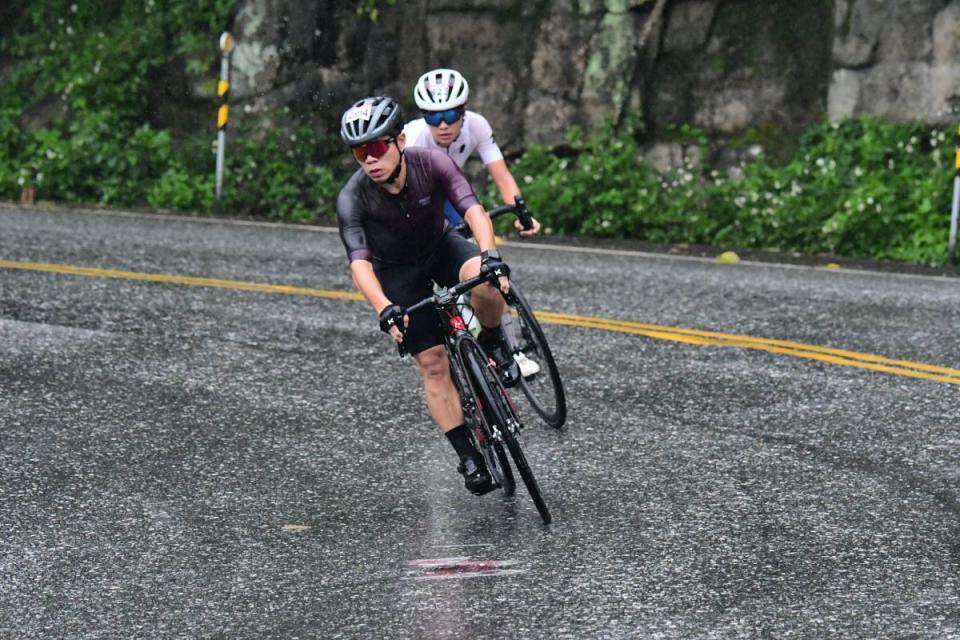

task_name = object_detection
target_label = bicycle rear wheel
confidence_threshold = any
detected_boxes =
[505,283,567,429]
[461,338,550,524]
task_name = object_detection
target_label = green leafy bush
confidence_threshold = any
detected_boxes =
[498,118,954,265]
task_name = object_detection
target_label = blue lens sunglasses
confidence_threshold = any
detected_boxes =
[423,108,464,127]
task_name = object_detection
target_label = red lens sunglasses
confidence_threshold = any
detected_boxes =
[352,137,395,162]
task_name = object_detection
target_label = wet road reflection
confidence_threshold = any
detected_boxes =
[2,206,959,638]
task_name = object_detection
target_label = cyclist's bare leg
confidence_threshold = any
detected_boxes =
[459,256,505,327]
[413,344,464,432]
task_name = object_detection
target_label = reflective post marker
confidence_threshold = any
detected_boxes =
[215,32,234,211]
[947,127,960,264]
[950,125,960,264]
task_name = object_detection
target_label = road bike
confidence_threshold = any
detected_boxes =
[456,202,567,429]
[401,269,552,524]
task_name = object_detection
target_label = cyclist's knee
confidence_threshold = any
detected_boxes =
[458,255,481,281]
[415,346,450,381]
[470,281,503,309]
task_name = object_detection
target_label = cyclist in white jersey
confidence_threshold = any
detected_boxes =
[403,68,541,235]
[404,68,542,379]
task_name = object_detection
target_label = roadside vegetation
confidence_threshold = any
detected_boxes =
[0,1,954,265]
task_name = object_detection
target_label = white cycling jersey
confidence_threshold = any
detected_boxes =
[402,110,504,169]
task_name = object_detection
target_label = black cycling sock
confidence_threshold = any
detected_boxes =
[478,325,503,348]
[444,423,475,460]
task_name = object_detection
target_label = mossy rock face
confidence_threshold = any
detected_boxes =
[648,0,833,138]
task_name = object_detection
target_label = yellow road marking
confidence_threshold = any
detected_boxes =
[0,260,363,301]
[3,259,958,386]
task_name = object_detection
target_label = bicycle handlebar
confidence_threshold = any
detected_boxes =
[455,197,533,238]
[404,271,494,318]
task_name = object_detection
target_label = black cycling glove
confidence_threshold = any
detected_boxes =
[480,249,510,281]
[379,304,405,333]
[514,193,534,232]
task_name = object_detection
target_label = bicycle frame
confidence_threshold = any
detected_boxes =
[434,290,513,444]
[403,277,520,491]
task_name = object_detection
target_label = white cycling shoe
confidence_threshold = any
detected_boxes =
[514,352,540,379]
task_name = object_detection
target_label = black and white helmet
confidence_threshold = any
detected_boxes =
[413,68,469,111]
[340,96,404,146]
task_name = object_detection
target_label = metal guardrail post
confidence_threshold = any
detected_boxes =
[950,124,960,265]
[214,32,234,213]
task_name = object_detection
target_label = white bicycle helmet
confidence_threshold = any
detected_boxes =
[340,96,404,146]
[413,68,469,111]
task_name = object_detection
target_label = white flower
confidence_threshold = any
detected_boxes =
[854,166,864,177]
[66,26,74,35]
[867,196,874,205]
[816,157,825,167]
[71,3,77,11]
[17,176,25,186]
[36,172,44,183]
[289,134,297,142]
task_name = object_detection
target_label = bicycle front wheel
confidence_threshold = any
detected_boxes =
[461,337,550,524]
[506,283,567,429]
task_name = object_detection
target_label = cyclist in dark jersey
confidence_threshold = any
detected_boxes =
[336,95,519,496]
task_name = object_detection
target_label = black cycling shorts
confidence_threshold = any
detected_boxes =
[374,229,481,355]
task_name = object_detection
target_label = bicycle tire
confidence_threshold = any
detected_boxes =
[446,337,511,493]
[500,417,551,524]
[461,338,550,524]
[506,283,567,429]
[458,338,515,497]
[493,440,515,497]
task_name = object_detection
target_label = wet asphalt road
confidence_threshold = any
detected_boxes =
[1,204,959,639]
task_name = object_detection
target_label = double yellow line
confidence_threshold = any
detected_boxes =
[3,259,958,386]
[535,312,960,386]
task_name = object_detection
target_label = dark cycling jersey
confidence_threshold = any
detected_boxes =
[336,147,480,265]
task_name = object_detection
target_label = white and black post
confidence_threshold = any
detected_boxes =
[950,124,960,264]
[215,32,234,211]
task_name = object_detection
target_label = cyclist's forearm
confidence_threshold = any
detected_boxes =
[464,204,497,252]
[486,159,520,204]
[350,260,391,312]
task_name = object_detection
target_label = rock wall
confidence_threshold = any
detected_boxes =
[223,0,960,152]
